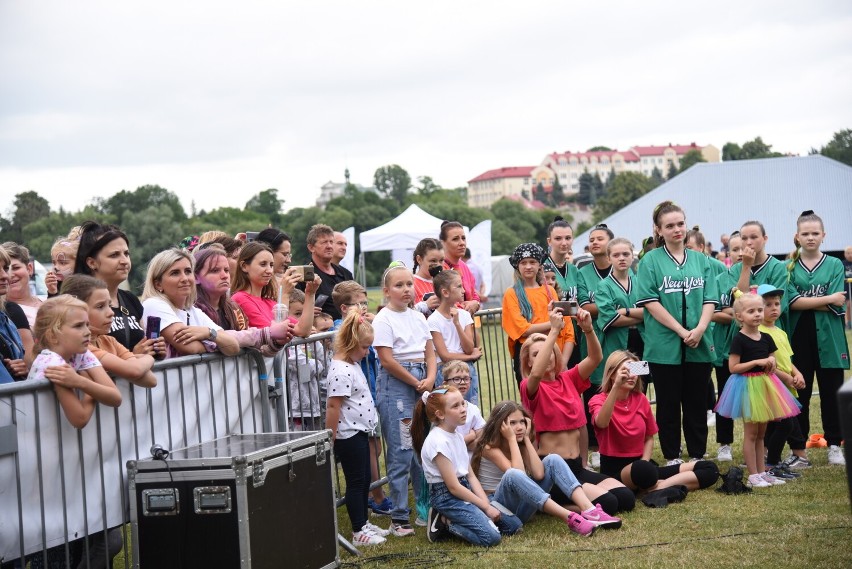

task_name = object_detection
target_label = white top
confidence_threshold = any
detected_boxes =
[421,427,469,483]
[326,359,377,439]
[141,297,222,333]
[457,401,485,459]
[427,309,473,362]
[371,307,430,361]
[28,349,102,380]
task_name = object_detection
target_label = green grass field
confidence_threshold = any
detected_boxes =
[332,326,852,569]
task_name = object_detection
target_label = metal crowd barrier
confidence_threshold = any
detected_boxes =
[0,349,271,568]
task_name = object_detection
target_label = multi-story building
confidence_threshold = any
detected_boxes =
[315,169,378,208]
[466,166,535,208]
[467,143,720,207]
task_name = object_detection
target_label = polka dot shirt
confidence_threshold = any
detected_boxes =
[326,359,378,439]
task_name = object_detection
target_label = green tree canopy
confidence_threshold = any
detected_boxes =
[587,146,612,152]
[97,185,187,224]
[592,172,654,223]
[245,188,284,225]
[0,191,52,245]
[678,149,706,173]
[373,165,411,205]
[577,170,594,206]
[812,128,852,166]
[722,136,783,161]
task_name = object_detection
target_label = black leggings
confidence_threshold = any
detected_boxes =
[600,456,719,490]
[547,456,636,513]
[713,363,734,445]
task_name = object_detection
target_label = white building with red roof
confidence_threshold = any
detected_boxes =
[467,166,535,208]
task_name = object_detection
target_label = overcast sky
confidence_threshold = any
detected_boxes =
[1,1,850,216]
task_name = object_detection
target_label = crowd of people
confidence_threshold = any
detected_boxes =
[0,201,848,559]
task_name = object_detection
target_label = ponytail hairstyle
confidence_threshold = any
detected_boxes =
[439,220,464,242]
[471,401,533,474]
[193,244,242,330]
[518,332,562,378]
[411,386,461,457]
[686,226,706,251]
[74,221,130,276]
[412,238,442,272]
[787,210,824,271]
[651,201,685,248]
[60,274,108,303]
[546,216,573,238]
[431,268,460,300]
[601,350,643,394]
[590,223,615,241]
[334,308,374,358]
[32,294,89,353]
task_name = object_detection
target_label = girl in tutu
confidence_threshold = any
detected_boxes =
[715,292,801,488]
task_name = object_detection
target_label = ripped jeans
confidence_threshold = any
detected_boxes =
[376,362,425,523]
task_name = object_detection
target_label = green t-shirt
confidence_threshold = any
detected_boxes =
[635,246,719,364]
[712,268,738,367]
[577,261,612,371]
[730,256,791,329]
[787,254,849,369]
[594,271,640,384]
[546,256,582,347]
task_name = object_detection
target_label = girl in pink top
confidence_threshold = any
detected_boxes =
[440,221,480,315]
[590,350,719,498]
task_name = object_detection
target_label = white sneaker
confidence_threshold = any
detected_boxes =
[363,521,390,536]
[761,472,786,486]
[717,445,733,462]
[665,458,684,466]
[353,526,387,545]
[747,473,771,488]
[707,410,716,427]
[828,445,846,466]
[590,451,601,469]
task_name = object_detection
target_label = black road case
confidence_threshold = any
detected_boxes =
[128,432,339,569]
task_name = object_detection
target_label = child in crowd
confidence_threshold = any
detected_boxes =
[758,284,806,479]
[428,270,481,404]
[786,210,848,467]
[45,228,81,297]
[440,360,485,455]
[28,295,122,428]
[331,280,393,517]
[412,238,444,316]
[314,312,334,333]
[715,293,801,488]
[372,262,436,536]
[711,231,742,462]
[594,237,644,368]
[473,401,620,535]
[520,309,635,514]
[411,386,523,546]
[325,309,390,545]
[285,289,326,430]
[502,243,574,385]
[591,351,719,499]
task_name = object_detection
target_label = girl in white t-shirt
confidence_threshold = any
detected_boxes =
[372,263,437,536]
[411,386,522,545]
[428,270,481,404]
[28,295,121,428]
[325,309,389,546]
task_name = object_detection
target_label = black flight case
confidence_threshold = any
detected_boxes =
[128,431,339,569]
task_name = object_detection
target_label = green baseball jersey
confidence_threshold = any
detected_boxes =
[577,262,612,374]
[711,268,738,367]
[546,256,582,349]
[635,246,719,364]
[594,271,641,384]
[708,256,728,279]
[787,254,849,369]
[730,256,791,328]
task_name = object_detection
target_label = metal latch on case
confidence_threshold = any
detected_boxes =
[252,459,267,488]
[315,441,327,466]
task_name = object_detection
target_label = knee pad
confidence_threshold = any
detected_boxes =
[693,461,720,489]
[608,486,636,512]
[591,491,619,515]
[630,460,660,490]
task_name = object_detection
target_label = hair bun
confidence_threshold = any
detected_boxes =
[800,210,815,216]
[553,216,564,222]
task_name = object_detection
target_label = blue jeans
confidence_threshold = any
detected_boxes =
[376,362,425,523]
[491,455,581,522]
[431,478,522,546]
[435,361,479,406]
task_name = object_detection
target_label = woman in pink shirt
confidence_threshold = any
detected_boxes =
[589,350,719,499]
[440,221,480,315]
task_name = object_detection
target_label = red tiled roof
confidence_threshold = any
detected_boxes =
[468,166,535,184]
[631,143,702,156]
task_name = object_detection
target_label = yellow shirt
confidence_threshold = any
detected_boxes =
[759,323,796,396]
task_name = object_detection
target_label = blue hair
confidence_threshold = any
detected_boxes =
[513,275,533,322]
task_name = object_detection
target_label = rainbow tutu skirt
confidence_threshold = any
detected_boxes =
[714,372,801,422]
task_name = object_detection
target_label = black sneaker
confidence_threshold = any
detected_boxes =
[426,507,448,543]
[767,464,801,479]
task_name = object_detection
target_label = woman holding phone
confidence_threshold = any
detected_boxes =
[74,221,161,356]
[141,248,239,358]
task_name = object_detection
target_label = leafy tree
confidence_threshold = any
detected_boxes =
[666,161,679,180]
[533,182,547,203]
[184,207,270,238]
[812,128,852,166]
[245,188,284,225]
[0,191,51,244]
[592,173,605,204]
[373,165,411,205]
[577,170,594,206]
[520,189,530,201]
[678,149,706,173]
[98,185,187,224]
[551,176,565,207]
[416,176,441,197]
[121,204,187,290]
[722,137,783,161]
[649,166,665,189]
[593,172,653,222]
[587,146,612,152]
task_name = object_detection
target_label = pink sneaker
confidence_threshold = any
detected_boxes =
[566,512,596,537]
[581,503,622,529]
